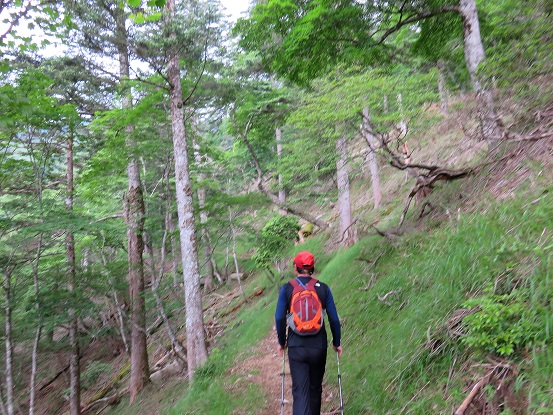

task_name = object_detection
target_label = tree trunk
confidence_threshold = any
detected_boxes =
[192,133,214,290]
[165,0,208,380]
[66,127,81,415]
[361,108,382,210]
[29,237,43,415]
[437,61,449,115]
[115,8,149,401]
[29,158,45,415]
[276,128,286,215]
[460,0,485,92]
[459,0,503,147]
[149,184,186,361]
[4,269,14,415]
[101,245,130,354]
[228,208,246,299]
[235,117,328,230]
[397,93,407,139]
[335,124,355,247]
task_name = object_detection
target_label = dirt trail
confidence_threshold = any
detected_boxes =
[229,332,292,414]
[229,330,340,415]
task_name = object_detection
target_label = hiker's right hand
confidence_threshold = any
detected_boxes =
[278,344,287,356]
[333,345,343,357]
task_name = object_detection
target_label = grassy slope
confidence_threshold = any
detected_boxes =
[102,160,552,414]
[97,112,553,414]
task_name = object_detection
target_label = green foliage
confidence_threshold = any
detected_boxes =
[252,214,299,269]
[461,288,542,356]
[234,0,389,85]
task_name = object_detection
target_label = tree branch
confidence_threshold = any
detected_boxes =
[372,7,459,44]
[230,110,329,229]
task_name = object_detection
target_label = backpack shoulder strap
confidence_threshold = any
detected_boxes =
[306,278,318,289]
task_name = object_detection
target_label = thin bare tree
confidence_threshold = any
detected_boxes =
[165,0,208,379]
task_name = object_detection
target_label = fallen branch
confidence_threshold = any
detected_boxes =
[377,290,398,305]
[219,288,265,318]
[355,253,383,268]
[81,386,129,414]
[335,218,358,245]
[398,167,472,228]
[454,371,493,415]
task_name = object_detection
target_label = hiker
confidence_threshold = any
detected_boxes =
[275,251,342,415]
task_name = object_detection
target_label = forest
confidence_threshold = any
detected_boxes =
[1,0,552,414]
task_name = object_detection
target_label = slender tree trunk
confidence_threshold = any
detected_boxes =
[66,127,81,415]
[276,128,286,214]
[29,237,43,415]
[235,117,328,230]
[437,61,449,115]
[165,0,208,380]
[459,0,503,147]
[100,240,130,353]
[229,208,246,299]
[164,158,180,289]
[169,215,179,289]
[361,108,382,210]
[3,269,14,415]
[335,124,355,247]
[397,93,407,139]
[192,134,214,290]
[148,183,186,360]
[115,8,149,401]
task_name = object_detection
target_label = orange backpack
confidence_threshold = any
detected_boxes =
[287,278,324,335]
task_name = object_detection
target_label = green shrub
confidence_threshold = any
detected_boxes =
[461,288,542,357]
[252,214,299,268]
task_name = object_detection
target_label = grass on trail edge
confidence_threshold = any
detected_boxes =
[106,184,552,415]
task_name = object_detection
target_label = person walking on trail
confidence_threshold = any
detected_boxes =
[275,251,342,415]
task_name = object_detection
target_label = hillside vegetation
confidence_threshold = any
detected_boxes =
[99,99,553,415]
[1,1,552,415]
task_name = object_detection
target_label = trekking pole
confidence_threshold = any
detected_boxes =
[281,352,286,415]
[337,353,344,415]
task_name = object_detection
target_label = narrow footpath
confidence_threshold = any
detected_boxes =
[229,331,341,415]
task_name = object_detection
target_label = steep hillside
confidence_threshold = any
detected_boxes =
[83,95,553,415]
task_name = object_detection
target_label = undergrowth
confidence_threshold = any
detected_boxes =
[103,172,552,415]
[137,180,553,415]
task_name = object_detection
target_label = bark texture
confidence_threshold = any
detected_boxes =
[165,0,208,380]
[66,131,81,415]
[459,0,504,146]
[115,9,149,401]
[336,124,355,247]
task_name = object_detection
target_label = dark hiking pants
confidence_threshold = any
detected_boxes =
[288,346,327,415]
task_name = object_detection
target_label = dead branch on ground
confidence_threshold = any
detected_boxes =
[454,371,493,415]
[355,252,383,268]
[81,386,129,414]
[377,290,399,305]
